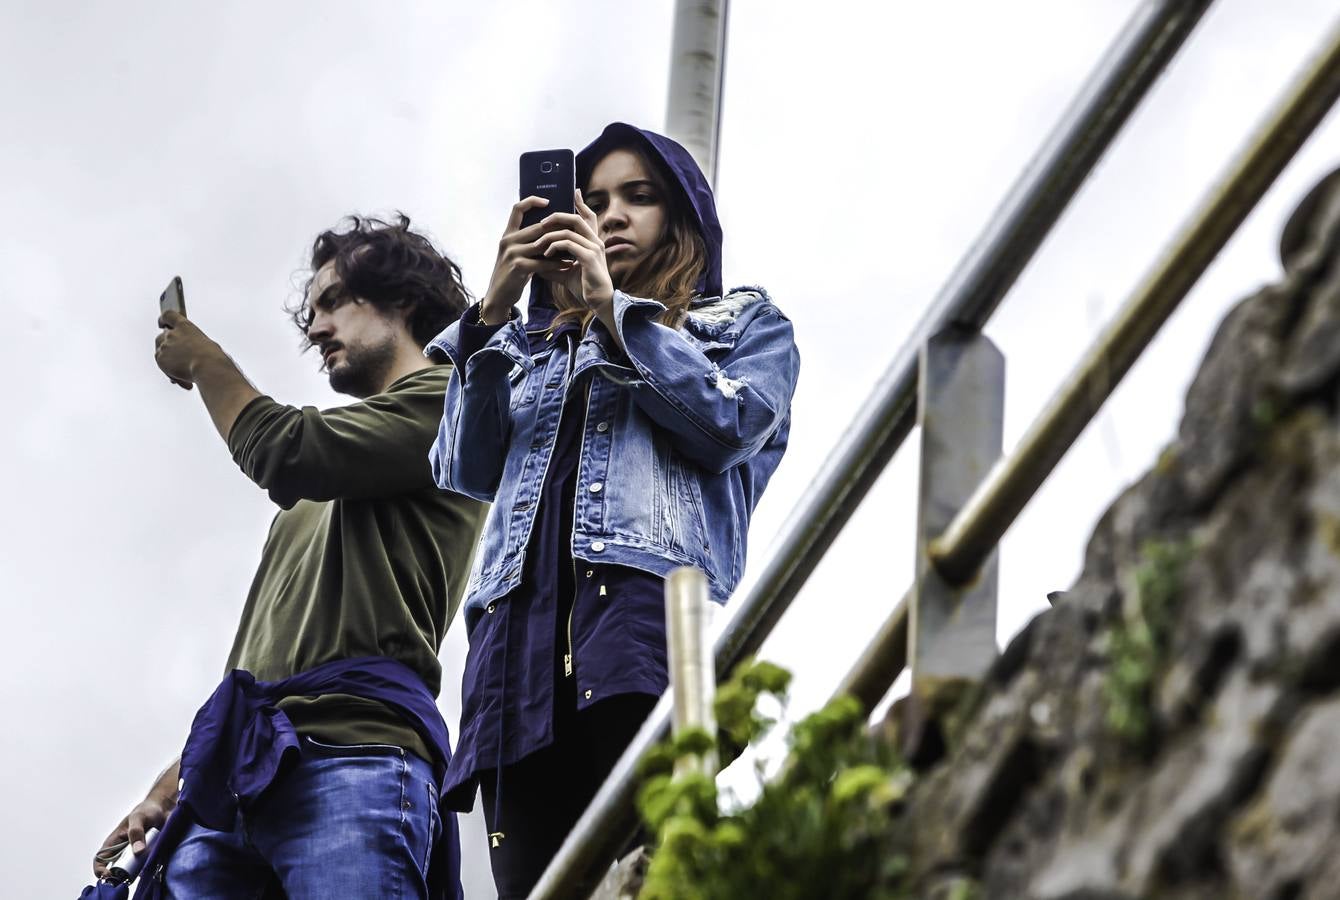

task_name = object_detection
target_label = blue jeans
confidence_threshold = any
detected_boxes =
[165,736,441,900]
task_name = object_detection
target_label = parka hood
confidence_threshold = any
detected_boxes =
[529,123,722,308]
[576,122,723,300]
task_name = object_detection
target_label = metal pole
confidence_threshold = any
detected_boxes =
[931,16,1340,586]
[665,0,729,186]
[710,0,1211,686]
[527,3,1211,895]
[833,12,1340,726]
[665,567,719,777]
[910,329,1004,688]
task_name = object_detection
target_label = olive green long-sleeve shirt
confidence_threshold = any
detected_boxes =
[223,365,486,757]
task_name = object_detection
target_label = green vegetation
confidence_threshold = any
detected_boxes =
[631,537,1194,897]
[635,659,924,900]
[1103,539,1195,749]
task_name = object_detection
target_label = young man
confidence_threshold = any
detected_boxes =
[92,215,487,899]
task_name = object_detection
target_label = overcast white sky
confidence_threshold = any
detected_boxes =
[3,2,1339,897]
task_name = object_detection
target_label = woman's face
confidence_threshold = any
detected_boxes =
[585,148,668,285]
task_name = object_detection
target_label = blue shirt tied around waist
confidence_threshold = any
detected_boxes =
[127,657,463,900]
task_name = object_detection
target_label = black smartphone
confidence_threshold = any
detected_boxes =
[159,276,187,318]
[519,149,575,229]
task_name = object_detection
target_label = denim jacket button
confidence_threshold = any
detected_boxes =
[589,482,603,494]
[486,604,496,614]
[596,421,609,433]
[591,541,606,552]
[584,690,593,700]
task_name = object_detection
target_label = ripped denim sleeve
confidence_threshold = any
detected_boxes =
[612,294,801,474]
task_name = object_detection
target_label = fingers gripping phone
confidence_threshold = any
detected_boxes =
[104,826,160,885]
[159,276,187,318]
[519,149,576,229]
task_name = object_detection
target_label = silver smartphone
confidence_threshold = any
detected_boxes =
[159,276,186,317]
[107,826,159,884]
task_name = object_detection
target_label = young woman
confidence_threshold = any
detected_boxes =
[427,123,801,898]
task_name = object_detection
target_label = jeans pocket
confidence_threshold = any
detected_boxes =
[422,775,442,876]
[303,735,407,759]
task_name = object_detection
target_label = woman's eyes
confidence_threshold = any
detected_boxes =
[587,192,657,214]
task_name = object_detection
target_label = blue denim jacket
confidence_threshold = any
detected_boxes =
[426,285,800,607]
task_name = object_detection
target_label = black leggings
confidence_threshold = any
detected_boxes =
[479,690,657,899]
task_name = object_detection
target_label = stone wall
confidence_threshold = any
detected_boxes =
[893,169,1340,899]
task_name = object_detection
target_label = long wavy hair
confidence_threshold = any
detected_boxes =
[550,142,707,330]
[289,213,472,348]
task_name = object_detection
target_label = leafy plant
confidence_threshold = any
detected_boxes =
[636,659,919,899]
[1104,539,1194,749]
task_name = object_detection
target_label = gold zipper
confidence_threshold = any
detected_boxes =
[565,342,592,680]
[563,556,577,677]
[564,572,576,678]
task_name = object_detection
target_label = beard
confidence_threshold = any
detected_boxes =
[325,332,398,398]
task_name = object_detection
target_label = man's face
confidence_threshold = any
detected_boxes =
[305,260,402,398]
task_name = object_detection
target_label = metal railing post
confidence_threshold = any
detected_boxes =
[910,328,1004,694]
[665,0,729,186]
[665,567,719,777]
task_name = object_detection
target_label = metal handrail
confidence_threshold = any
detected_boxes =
[836,14,1340,714]
[930,17,1340,585]
[527,2,1213,895]
[712,0,1213,679]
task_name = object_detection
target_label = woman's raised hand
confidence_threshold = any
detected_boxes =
[535,191,614,312]
[479,196,569,323]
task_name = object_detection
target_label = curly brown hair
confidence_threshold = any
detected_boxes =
[289,213,472,347]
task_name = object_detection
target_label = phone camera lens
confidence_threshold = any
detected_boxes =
[540,161,554,174]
